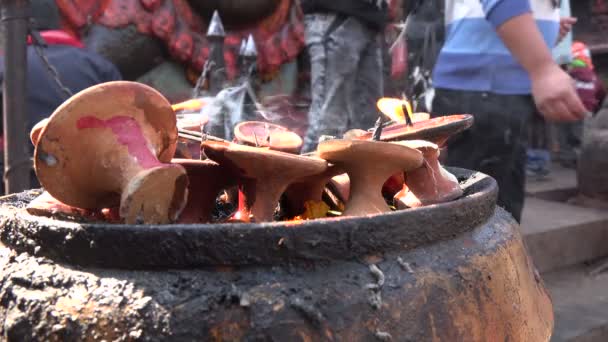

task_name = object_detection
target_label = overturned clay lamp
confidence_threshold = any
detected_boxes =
[234,121,303,154]
[202,141,327,222]
[393,140,463,209]
[34,81,188,224]
[357,114,474,147]
[172,158,237,223]
[284,163,345,217]
[318,140,423,216]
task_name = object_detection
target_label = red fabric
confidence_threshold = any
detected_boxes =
[390,36,407,79]
[56,0,305,79]
[569,66,607,113]
[27,30,85,48]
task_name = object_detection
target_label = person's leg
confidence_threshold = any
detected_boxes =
[351,30,384,131]
[302,15,369,152]
[302,13,333,152]
[432,89,534,222]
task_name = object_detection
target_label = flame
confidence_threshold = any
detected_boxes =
[172,99,206,112]
[291,201,330,222]
[376,98,430,123]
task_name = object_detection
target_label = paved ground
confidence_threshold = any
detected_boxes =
[522,163,608,342]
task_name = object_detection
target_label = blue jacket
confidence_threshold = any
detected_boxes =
[0,44,122,132]
[432,0,560,95]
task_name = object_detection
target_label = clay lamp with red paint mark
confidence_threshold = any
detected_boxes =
[234,121,303,154]
[202,141,328,222]
[34,81,188,224]
[317,139,423,216]
[172,158,238,223]
[393,140,463,209]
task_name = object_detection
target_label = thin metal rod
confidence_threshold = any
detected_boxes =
[2,0,31,194]
[178,129,230,143]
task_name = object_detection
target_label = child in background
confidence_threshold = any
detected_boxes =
[557,41,606,168]
[569,42,606,114]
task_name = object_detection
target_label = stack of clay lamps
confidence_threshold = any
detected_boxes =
[234,121,303,154]
[33,81,188,224]
[172,158,238,223]
[393,140,463,208]
[202,141,327,222]
[317,139,423,216]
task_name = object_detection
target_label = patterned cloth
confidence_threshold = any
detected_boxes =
[301,13,384,152]
[56,0,305,79]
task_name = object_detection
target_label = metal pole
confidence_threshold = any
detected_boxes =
[2,0,31,193]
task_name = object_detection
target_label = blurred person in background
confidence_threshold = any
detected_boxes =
[557,41,606,168]
[527,0,576,177]
[431,0,586,223]
[299,0,389,152]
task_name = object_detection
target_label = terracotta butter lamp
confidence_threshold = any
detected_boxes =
[284,163,345,217]
[394,140,462,209]
[202,141,328,222]
[34,81,189,224]
[172,158,237,223]
[317,139,423,216]
[234,121,303,154]
[356,114,474,147]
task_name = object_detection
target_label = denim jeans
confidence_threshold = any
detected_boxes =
[432,89,534,223]
[302,13,384,152]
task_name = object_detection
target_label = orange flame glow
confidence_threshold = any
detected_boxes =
[376,98,430,123]
[172,99,206,112]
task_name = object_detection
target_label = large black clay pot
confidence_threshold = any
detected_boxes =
[0,168,553,341]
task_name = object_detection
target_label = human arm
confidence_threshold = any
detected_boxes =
[494,13,586,121]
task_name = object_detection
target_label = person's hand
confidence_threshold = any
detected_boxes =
[531,63,587,122]
[557,17,577,44]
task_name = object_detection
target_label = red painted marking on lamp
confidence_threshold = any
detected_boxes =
[76,116,161,169]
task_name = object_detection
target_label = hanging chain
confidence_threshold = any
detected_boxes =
[28,20,74,99]
[192,59,214,98]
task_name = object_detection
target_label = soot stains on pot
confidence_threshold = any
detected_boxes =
[0,206,552,340]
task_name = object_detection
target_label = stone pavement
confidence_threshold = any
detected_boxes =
[521,164,608,342]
